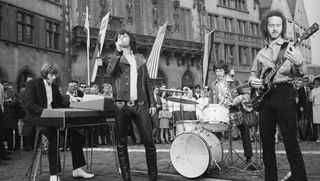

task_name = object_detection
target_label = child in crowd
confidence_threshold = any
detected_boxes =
[158,103,172,144]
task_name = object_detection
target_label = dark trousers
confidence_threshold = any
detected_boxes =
[0,108,7,156]
[115,102,157,181]
[238,122,253,159]
[40,127,86,175]
[260,84,307,181]
[3,127,20,150]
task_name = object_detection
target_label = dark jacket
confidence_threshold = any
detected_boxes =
[23,78,69,135]
[297,86,312,120]
[3,90,18,128]
[106,51,156,107]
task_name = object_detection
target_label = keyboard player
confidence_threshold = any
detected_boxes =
[24,63,94,181]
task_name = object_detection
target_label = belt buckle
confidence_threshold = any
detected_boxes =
[137,101,145,106]
[127,101,135,107]
[115,101,125,108]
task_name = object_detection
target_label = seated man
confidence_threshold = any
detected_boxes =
[24,63,94,181]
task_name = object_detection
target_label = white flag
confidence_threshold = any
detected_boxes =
[98,12,110,55]
[147,22,168,79]
[91,12,110,82]
[84,6,90,49]
[203,29,215,87]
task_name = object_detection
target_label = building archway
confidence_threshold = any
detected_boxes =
[16,68,35,92]
[0,66,8,82]
[181,70,194,89]
[154,69,167,87]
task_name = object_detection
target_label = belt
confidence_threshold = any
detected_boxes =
[115,100,145,107]
[271,82,292,87]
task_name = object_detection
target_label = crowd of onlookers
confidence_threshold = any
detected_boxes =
[291,76,320,143]
[0,74,319,166]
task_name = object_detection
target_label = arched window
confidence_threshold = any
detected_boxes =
[181,70,194,89]
[155,69,167,87]
[0,67,8,82]
[16,69,34,92]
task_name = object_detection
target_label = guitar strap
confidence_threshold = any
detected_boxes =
[271,41,289,82]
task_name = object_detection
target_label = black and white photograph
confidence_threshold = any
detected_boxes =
[0,0,319,180]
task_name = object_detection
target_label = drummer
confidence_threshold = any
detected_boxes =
[182,88,197,120]
[209,60,255,169]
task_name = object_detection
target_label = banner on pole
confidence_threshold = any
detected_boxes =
[202,29,215,87]
[146,22,168,79]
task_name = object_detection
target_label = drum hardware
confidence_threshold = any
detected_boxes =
[245,128,264,178]
[159,88,185,93]
[222,124,247,170]
[166,96,198,137]
[166,96,199,105]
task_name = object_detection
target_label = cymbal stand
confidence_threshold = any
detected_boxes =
[223,125,246,169]
[244,127,264,177]
[166,100,183,172]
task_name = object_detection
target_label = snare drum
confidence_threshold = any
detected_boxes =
[202,104,229,132]
[170,130,222,178]
[176,120,200,135]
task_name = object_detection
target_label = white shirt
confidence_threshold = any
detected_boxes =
[43,79,53,109]
[123,51,138,101]
[182,96,196,112]
[0,83,4,112]
[311,87,320,105]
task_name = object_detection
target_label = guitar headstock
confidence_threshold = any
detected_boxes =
[300,23,319,41]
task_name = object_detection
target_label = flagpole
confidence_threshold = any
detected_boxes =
[85,6,90,86]
[87,42,90,86]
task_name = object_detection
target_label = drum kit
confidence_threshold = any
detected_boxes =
[166,95,263,179]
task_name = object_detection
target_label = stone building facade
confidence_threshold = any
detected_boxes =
[0,0,70,91]
[72,0,262,89]
[0,0,312,91]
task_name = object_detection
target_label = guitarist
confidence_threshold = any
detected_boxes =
[249,10,307,181]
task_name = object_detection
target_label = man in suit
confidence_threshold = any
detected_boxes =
[19,76,34,151]
[0,82,10,165]
[297,78,313,140]
[24,63,94,181]
[66,80,84,99]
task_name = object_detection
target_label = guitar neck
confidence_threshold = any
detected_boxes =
[264,38,303,83]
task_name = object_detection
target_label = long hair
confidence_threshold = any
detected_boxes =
[212,59,229,74]
[40,63,58,79]
[260,10,287,40]
[114,29,137,54]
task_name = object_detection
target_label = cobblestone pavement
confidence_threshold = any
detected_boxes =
[0,139,319,181]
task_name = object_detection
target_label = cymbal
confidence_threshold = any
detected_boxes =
[159,88,185,93]
[166,96,198,105]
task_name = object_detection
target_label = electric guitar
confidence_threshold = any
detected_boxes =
[250,23,319,111]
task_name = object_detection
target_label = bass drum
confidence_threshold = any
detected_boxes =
[170,130,223,178]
